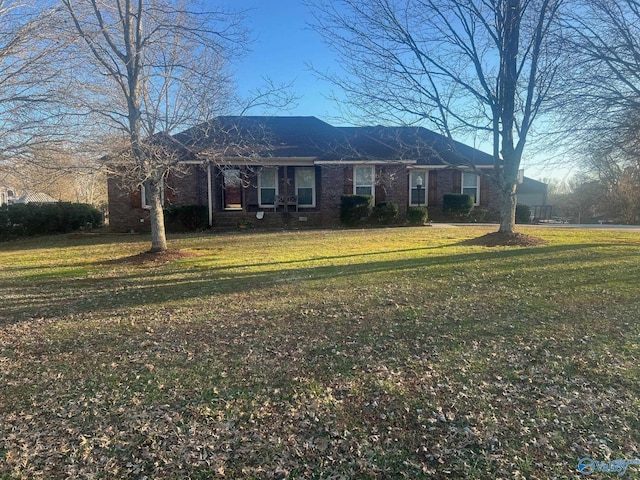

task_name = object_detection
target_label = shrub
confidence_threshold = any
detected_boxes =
[407,206,428,226]
[516,204,532,224]
[340,195,374,226]
[371,201,399,225]
[0,203,102,239]
[164,205,208,232]
[443,194,474,219]
[468,208,499,223]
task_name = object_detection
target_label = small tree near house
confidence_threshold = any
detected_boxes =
[62,0,294,252]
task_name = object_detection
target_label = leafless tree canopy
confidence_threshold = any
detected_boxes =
[0,0,74,168]
[61,0,247,137]
[309,0,563,138]
[556,0,640,157]
[59,0,251,251]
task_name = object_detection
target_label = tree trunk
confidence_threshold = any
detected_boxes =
[498,181,517,234]
[496,0,521,235]
[148,178,167,253]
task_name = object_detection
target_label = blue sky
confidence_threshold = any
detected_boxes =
[233,0,342,122]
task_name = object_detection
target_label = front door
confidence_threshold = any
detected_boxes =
[223,169,242,210]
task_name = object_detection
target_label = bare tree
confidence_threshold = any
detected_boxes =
[308,0,566,234]
[553,0,640,187]
[60,0,249,252]
[0,0,74,174]
[560,0,640,139]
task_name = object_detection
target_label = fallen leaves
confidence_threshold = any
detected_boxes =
[1,228,640,478]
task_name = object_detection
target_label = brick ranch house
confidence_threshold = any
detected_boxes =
[107,116,544,232]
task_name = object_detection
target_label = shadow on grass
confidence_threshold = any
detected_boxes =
[2,242,634,326]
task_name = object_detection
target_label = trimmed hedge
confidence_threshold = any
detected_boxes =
[0,203,102,239]
[516,204,532,224]
[164,205,209,232]
[443,194,474,219]
[407,206,428,226]
[340,195,374,226]
[371,201,399,225]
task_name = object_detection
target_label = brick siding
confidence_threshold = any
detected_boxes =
[108,163,502,232]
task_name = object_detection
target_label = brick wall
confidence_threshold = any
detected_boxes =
[319,165,344,225]
[168,165,208,207]
[107,174,151,233]
[107,164,206,233]
[108,163,503,232]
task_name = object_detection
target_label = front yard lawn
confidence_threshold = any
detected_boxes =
[1,226,639,479]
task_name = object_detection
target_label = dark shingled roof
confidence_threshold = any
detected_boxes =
[171,116,495,166]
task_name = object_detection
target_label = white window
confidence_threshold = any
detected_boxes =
[141,179,164,209]
[410,171,427,206]
[295,167,316,207]
[258,168,278,207]
[354,165,375,199]
[462,172,480,205]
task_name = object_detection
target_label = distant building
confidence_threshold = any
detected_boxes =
[0,186,18,206]
[516,177,550,220]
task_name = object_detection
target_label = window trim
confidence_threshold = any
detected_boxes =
[409,170,428,206]
[141,179,164,209]
[295,167,316,208]
[258,167,278,208]
[353,165,375,201]
[461,172,480,206]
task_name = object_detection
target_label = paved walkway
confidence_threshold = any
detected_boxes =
[434,222,640,231]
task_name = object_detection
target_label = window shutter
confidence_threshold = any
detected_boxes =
[428,170,438,206]
[165,173,174,205]
[343,166,353,194]
[452,170,462,193]
[480,175,490,206]
[131,186,142,208]
[375,166,385,203]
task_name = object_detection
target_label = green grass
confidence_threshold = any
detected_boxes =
[1,226,640,479]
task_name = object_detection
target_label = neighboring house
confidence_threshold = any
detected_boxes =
[107,116,543,231]
[516,176,550,220]
[0,186,18,206]
[14,192,58,204]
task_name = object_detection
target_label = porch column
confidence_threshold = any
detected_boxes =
[283,166,289,213]
[207,163,213,227]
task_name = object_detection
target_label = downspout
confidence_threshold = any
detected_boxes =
[207,163,213,227]
[283,166,289,213]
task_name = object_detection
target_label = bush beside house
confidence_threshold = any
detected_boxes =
[443,194,475,220]
[407,206,428,225]
[164,205,209,232]
[516,204,532,224]
[340,195,374,226]
[370,201,400,225]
